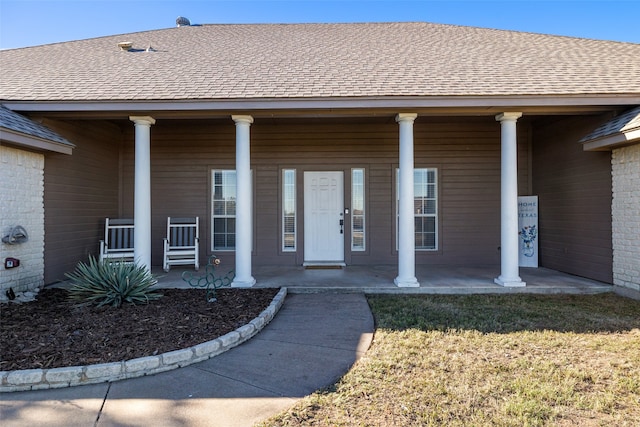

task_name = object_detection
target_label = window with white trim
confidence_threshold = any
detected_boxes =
[396,168,438,250]
[282,169,296,251]
[351,168,365,251]
[212,170,236,251]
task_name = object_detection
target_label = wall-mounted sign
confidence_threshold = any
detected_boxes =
[518,196,538,267]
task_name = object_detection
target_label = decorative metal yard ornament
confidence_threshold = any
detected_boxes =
[182,255,235,302]
[2,225,29,245]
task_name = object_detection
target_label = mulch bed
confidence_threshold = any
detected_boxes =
[0,287,279,371]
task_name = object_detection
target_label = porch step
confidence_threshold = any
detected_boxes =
[303,262,345,270]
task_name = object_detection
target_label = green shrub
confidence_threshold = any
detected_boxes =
[66,256,161,308]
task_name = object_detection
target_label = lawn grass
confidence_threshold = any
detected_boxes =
[258,293,640,426]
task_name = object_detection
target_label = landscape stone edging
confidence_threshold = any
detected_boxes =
[0,287,288,393]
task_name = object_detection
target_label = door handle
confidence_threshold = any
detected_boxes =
[339,219,344,234]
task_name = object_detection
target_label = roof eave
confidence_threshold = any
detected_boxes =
[582,128,640,151]
[0,128,74,155]
[3,94,640,118]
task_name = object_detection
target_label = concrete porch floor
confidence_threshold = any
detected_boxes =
[153,264,613,295]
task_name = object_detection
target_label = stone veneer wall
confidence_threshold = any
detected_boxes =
[0,145,45,296]
[611,144,640,292]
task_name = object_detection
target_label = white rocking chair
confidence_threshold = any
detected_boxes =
[163,217,199,272]
[99,218,135,263]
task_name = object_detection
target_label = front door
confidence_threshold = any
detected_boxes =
[304,171,344,264]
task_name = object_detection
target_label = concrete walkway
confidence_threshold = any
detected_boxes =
[0,293,374,427]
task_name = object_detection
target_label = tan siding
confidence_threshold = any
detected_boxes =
[43,120,122,283]
[119,117,530,268]
[532,116,613,283]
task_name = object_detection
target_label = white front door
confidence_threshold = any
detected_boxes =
[304,171,344,264]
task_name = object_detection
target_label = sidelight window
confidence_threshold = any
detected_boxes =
[351,168,366,251]
[282,169,296,251]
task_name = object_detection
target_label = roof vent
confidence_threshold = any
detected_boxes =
[176,16,191,27]
[117,41,133,51]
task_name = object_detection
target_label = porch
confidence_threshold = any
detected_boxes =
[152,265,612,295]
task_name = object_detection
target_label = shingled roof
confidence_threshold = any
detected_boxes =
[581,106,640,150]
[1,22,639,103]
[0,105,73,154]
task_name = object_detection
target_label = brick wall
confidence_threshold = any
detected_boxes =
[612,144,640,292]
[0,145,45,296]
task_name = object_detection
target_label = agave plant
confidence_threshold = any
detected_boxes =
[66,256,161,308]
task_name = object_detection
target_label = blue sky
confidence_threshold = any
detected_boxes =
[0,0,638,50]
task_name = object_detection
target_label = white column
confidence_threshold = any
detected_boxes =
[129,116,156,271]
[395,113,420,287]
[495,112,526,287]
[231,115,256,287]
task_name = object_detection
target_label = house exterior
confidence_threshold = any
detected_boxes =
[579,106,640,294]
[0,106,73,295]
[0,22,638,293]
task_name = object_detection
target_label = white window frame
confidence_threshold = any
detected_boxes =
[396,168,438,251]
[351,168,366,251]
[211,169,237,251]
[282,169,297,252]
